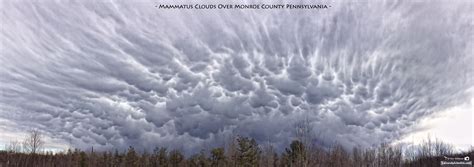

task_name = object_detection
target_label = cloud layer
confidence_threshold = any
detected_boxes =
[1,0,473,153]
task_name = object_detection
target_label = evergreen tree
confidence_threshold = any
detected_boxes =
[125,146,138,167]
[79,151,88,167]
[236,136,261,167]
[211,148,225,167]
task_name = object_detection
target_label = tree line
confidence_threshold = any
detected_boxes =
[0,130,472,167]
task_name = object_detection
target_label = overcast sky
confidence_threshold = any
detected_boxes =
[0,0,473,154]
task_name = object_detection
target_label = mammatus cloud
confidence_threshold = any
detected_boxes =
[1,0,473,153]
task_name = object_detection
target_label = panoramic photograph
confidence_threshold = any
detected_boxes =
[0,0,473,166]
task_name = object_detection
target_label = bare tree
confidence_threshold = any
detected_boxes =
[22,129,44,154]
[6,140,22,153]
[294,118,315,167]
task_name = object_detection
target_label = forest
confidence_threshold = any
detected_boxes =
[0,130,472,167]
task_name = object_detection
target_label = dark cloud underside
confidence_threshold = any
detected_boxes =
[1,0,473,153]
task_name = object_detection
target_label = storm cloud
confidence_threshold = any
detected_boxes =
[1,0,473,153]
